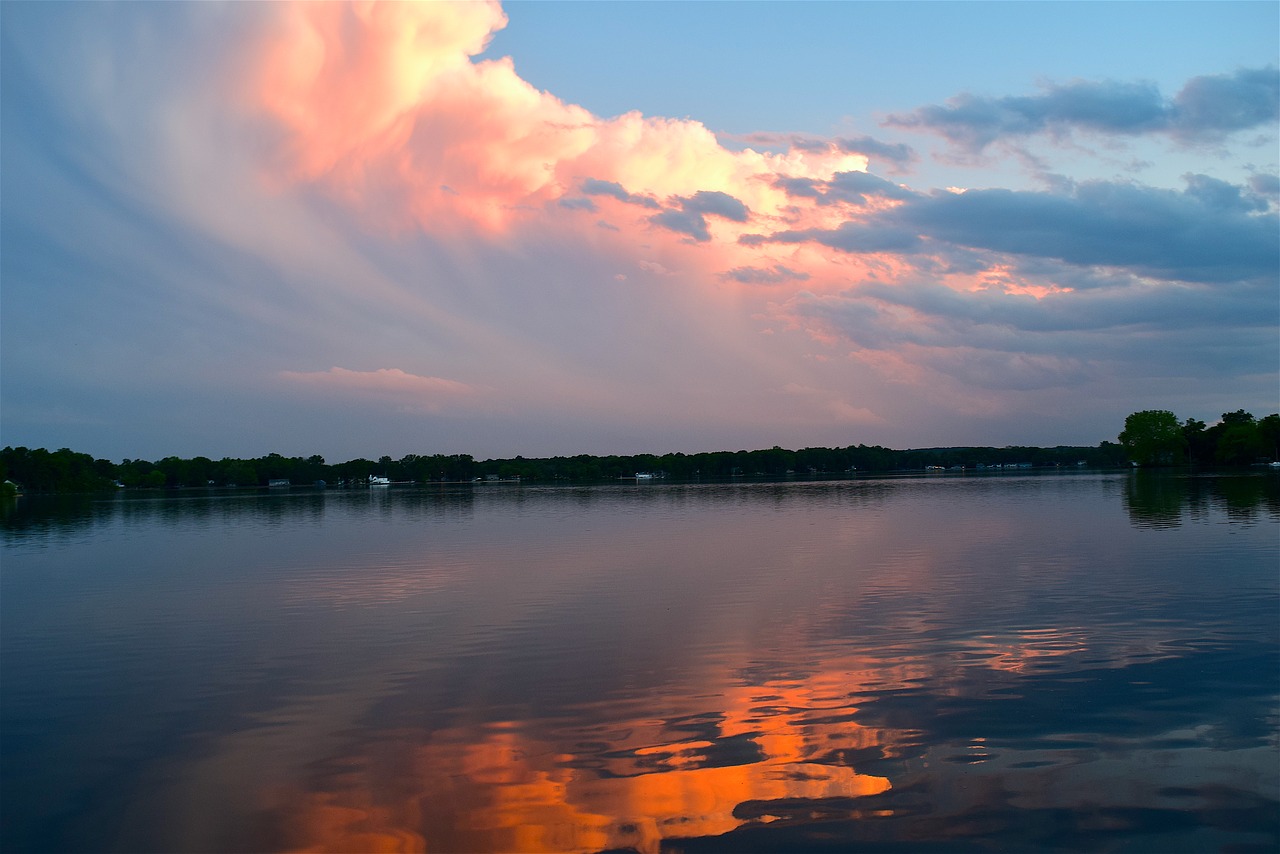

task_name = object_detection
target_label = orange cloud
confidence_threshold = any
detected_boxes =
[267,659,897,854]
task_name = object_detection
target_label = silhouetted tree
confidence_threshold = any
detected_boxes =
[1119,410,1186,466]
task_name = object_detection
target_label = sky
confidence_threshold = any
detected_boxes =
[1,1,1277,463]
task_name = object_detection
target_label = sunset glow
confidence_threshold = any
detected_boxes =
[267,657,901,854]
[2,0,1276,459]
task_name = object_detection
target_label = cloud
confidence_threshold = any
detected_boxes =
[280,367,481,412]
[1248,173,1280,200]
[680,189,749,221]
[768,222,925,254]
[834,135,918,172]
[1181,173,1269,212]
[887,67,1280,151]
[754,177,1278,285]
[828,171,917,203]
[745,133,916,173]
[649,189,749,241]
[253,2,863,236]
[4,0,1274,460]
[637,259,675,277]
[887,79,1166,151]
[786,270,1278,392]
[558,196,597,211]
[720,265,811,285]
[779,383,884,424]
[892,180,1278,284]
[772,176,823,199]
[1171,67,1280,141]
[580,178,660,209]
[649,208,711,242]
[774,170,918,207]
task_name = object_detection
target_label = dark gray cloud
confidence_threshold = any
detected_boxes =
[580,178,660,208]
[773,170,918,207]
[1182,173,1268,212]
[558,197,597,211]
[894,180,1278,284]
[834,135,918,171]
[886,79,1166,150]
[755,177,1278,286]
[773,176,823,199]
[650,208,711,241]
[887,67,1280,151]
[827,171,918,205]
[789,271,1277,390]
[1171,67,1280,140]
[720,265,811,285]
[681,190,749,221]
[856,275,1276,337]
[650,190,750,241]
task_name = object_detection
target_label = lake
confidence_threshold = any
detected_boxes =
[2,471,1277,853]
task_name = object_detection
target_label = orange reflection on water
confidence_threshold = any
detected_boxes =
[276,662,898,854]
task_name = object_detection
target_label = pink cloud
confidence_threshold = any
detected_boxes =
[780,383,884,425]
[245,0,1232,450]
[252,1,867,240]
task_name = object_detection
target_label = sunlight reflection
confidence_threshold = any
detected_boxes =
[274,660,899,854]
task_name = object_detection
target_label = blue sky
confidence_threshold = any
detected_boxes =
[1,1,1276,462]
[488,1,1278,191]
[490,2,1275,130]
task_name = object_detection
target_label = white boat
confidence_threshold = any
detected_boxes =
[368,475,391,486]
[635,472,654,480]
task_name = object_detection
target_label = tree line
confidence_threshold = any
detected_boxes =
[1118,409,1280,467]
[0,444,1120,494]
[2,408,1275,494]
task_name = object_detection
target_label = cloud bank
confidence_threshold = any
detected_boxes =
[760,175,1277,286]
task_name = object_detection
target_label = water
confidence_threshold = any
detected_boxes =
[2,472,1277,853]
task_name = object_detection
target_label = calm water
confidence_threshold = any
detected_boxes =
[2,472,1277,853]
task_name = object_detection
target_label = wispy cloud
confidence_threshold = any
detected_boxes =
[753,176,1277,286]
[742,133,917,174]
[720,265,811,285]
[279,368,483,413]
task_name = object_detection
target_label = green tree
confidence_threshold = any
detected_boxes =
[1257,414,1280,462]
[1119,410,1186,466]
[1213,410,1262,465]
[1182,418,1211,464]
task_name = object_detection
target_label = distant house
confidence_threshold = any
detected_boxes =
[268,478,290,488]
